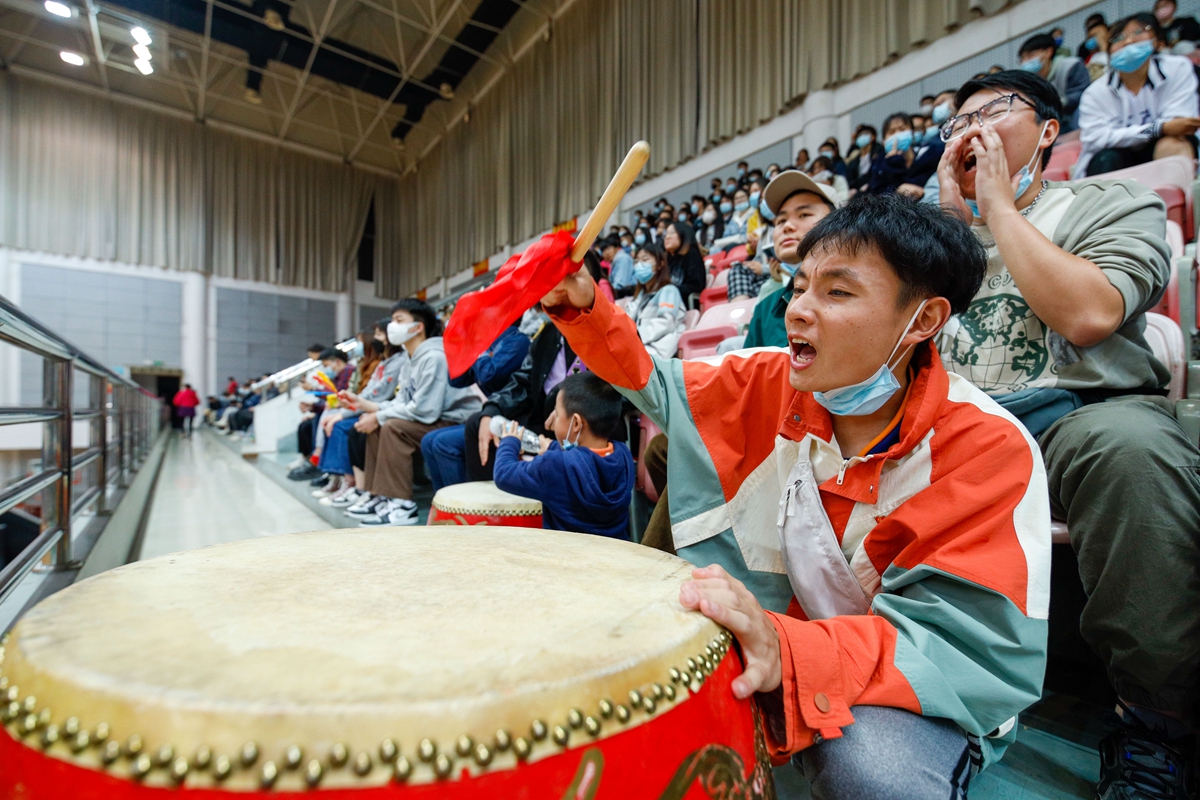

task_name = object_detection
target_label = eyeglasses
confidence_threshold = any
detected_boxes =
[939,93,1037,141]
[1108,26,1155,46]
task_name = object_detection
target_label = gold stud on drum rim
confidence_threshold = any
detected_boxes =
[130,753,152,780]
[530,719,547,741]
[584,716,601,737]
[285,745,303,770]
[494,729,511,752]
[379,738,398,763]
[392,755,412,782]
[329,742,349,768]
[455,734,473,757]
[193,745,212,771]
[418,738,436,762]
[353,751,372,776]
[240,741,259,767]
[473,742,492,766]
[101,740,121,765]
[170,756,189,784]
[304,759,323,787]
[567,708,583,729]
[20,696,35,713]
[642,695,657,714]
[63,716,79,736]
[665,684,677,701]
[40,724,58,748]
[260,761,278,789]
[70,730,90,753]
[1,701,17,722]
[155,744,174,766]
[93,722,110,744]
[551,725,569,747]
[615,704,631,723]
[434,753,453,778]
[598,699,614,719]
[651,683,665,700]
[513,737,531,761]
[213,755,232,781]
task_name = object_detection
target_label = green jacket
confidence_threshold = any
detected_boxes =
[744,287,789,349]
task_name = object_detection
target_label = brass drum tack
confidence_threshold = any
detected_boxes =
[494,729,511,752]
[434,753,452,778]
[392,755,412,782]
[329,742,348,768]
[379,738,398,763]
[418,739,436,763]
[353,752,372,776]
[455,734,473,757]
[304,759,323,787]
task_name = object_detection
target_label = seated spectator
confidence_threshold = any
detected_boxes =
[918,93,935,115]
[1050,26,1070,56]
[1078,13,1200,176]
[1078,14,1111,80]
[696,199,724,250]
[1155,0,1200,50]
[600,234,635,297]
[714,188,757,249]
[343,300,482,526]
[735,160,749,182]
[868,112,943,196]
[741,174,837,348]
[348,326,383,394]
[846,125,885,194]
[317,331,407,508]
[540,193,1048,796]
[806,156,850,203]
[493,372,634,539]
[419,322,531,492]
[920,89,959,205]
[937,69,1199,799]
[626,241,685,358]
[662,221,706,304]
[794,149,810,170]
[765,162,782,179]
[1019,33,1090,131]
[817,138,848,177]
[911,112,929,141]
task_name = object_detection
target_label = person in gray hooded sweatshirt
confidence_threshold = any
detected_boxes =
[349,299,482,526]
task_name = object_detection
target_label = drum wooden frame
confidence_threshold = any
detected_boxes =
[0,529,774,799]
[429,481,543,528]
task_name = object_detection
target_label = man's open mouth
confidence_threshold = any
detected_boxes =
[789,337,817,369]
[962,152,978,173]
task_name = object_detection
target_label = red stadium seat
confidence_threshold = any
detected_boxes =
[1046,139,1081,174]
[1156,186,1188,241]
[725,244,749,264]
[1043,167,1070,182]
[696,299,756,330]
[1056,129,1081,144]
[677,325,738,360]
[699,285,728,312]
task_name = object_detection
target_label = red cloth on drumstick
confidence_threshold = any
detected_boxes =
[444,231,578,379]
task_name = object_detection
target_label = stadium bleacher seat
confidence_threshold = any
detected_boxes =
[1161,221,1185,324]
[1156,186,1189,241]
[1045,139,1080,174]
[699,285,728,312]
[676,325,737,360]
[696,299,756,330]
[1098,155,1194,191]
[683,309,700,331]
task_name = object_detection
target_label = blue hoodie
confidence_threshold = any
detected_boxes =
[492,437,635,539]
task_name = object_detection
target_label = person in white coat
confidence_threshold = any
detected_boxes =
[628,241,686,359]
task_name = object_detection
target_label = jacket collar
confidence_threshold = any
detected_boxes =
[776,342,950,504]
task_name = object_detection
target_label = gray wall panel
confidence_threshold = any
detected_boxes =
[215,287,336,383]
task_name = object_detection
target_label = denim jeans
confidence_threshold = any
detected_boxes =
[791,706,974,800]
[317,417,358,475]
[420,424,468,491]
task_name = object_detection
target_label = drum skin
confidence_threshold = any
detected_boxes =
[0,529,774,799]
[430,481,543,528]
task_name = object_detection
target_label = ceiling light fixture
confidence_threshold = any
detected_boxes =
[60,51,85,66]
[133,43,151,61]
[134,58,153,75]
[263,9,284,30]
[44,1,73,18]
[439,83,454,100]
[131,26,151,46]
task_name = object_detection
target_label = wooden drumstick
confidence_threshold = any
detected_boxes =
[569,140,651,263]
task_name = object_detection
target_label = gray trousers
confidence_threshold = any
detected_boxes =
[1040,398,1200,718]
[789,706,973,800]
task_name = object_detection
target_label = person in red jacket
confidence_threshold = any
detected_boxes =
[173,383,201,437]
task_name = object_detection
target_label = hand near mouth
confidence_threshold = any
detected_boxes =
[969,120,1021,223]
[936,137,972,223]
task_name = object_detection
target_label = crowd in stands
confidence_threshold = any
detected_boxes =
[186,11,1200,794]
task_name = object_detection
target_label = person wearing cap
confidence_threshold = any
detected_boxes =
[538,190,1050,796]
[742,172,839,348]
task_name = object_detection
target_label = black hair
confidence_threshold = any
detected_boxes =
[308,343,326,353]
[1085,12,1106,29]
[319,348,346,362]
[808,156,833,173]
[795,193,987,316]
[579,250,605,284]
[881,112,912,136]
[954,70,1062,168]
[1109,13,1165,44]
[1018,33,1057,56]
[391,298,442,337]
[599,233,622,251]
[632,240,671,295]
[666,220,697,255]
[557,372,625,441]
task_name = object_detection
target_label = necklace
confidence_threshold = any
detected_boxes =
[1020,180,1048,217]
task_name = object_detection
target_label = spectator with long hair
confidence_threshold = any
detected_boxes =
[662,221,707,304]
[627,241,686,359]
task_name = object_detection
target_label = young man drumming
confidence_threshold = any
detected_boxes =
[540,192,1050,797]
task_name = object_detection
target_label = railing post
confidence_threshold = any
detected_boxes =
[97,376,110,514]
[41,358,75,569]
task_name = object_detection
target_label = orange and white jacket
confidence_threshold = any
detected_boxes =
[550,292,1051,766]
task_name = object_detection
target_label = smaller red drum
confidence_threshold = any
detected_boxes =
[430,481,542,527]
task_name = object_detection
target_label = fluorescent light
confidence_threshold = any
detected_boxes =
[60,51,85,66]
[130,26,151,46]
[134,58,153,75]
[44,1,72,17]
[133,44,151,61]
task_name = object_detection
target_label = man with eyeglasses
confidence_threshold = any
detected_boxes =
[1077,12,1200,176]
[937,69,1200,800]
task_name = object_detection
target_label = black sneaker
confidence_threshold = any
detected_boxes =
[1098,703,1194,800]
[309,473,330,488]
[287,464,321,482]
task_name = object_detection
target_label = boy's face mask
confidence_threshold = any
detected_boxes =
[559,414,583,450]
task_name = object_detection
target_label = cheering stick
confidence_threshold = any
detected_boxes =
[569,140,651,262]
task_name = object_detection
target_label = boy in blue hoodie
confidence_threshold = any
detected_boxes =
[493,372,635,538]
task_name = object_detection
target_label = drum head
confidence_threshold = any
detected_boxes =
[431,481,542,515]
[1,528,726,789]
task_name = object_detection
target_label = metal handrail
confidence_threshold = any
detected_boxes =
[249,337,357,392]
[0,292,163,607]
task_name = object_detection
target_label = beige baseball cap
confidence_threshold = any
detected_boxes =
[763,169,840,214]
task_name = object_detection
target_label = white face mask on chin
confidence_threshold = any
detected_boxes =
[387,321,421,345]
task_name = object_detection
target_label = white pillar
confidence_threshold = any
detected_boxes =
[0,248,20,406]
[800,90,839,156]
[180,271,208,397]
[205,278,218,398]
[335,292,352,341]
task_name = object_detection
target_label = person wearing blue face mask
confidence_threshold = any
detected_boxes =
[846,125,885,194]
[625,241,686,359]
[1017,33,1089,132]
[713,186,761,250]
[600,234,636,298]
[1078,13,1200,176]
[539,194,1058,800]
[868,112,944,196]
[939,71,1200,800]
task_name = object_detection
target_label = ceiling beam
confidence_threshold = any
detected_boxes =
[82,0,108,90]
[346,0,464,161]
[276,0,341,141]
[196,0,214,119]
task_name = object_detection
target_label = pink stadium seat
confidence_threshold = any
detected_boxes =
[683,309,700,331]
[1046,139,1080,173]
[1043,167,1070,182]
[725,244,749,264]
[699,285,729,312]
[1098,155,1194,192]
[677,325,738,360]
[635,415,663,503]
[1056,129,1081,144]
[1145,311,1187,402]
[696,299,756,330]
[1156,185,1188,241]
[712,269,730,289]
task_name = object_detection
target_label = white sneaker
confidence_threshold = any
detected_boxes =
[312,477,339,498]
[286,456,304,470]
[358,499,419,527]
[344,494,385,518]
[321,485,359,507]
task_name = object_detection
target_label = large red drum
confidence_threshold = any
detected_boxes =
[0,528,774,798]
[430,481,543,528]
